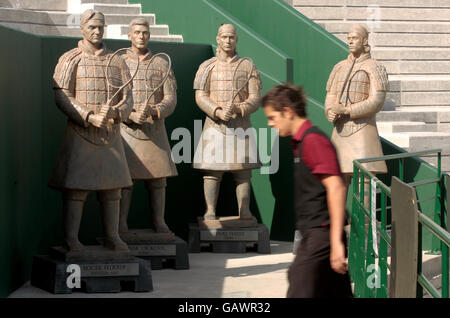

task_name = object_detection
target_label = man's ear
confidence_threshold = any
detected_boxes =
[283,106,295,118]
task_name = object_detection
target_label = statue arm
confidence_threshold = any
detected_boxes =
[348,91,386,119]
[347,78,386,120]
[236,74,261,117]
[347,64,388,119]
[324,93,339,123]
[54,88,93,127]
[155,72,177,119]
[195,89,221,120]
[324,62,341,122]
[234,66,262,117]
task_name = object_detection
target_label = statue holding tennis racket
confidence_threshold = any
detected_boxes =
[49,10,135,252]
[119,18,178,235]
[325,24,388,190]
[193,24,262,222]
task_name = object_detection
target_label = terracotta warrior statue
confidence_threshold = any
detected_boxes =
[49,10,133,251]
[325,25,388,195]
[119,18,178,234]
[193,24,262,221]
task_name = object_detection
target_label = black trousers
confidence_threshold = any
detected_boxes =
[287,227,353,298]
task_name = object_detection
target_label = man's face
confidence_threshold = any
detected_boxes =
[81,19,104,45]
[347,32,366,55]
[129,24,150,50]
[216,31,237,54]
[263,105,292,137]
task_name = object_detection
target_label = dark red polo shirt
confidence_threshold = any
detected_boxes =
[291,120,341,178]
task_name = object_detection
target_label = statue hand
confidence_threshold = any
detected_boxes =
[88,113,108,129]
[99,104,118,119]
[216,108,231,122]
[327,109,338,122]
[232,102,245,115]
[129,111,147,125]
[332,103,348,115]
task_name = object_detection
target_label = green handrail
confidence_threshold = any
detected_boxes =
[350,149,448,298]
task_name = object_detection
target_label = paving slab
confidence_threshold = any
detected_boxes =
[8,241,294,298]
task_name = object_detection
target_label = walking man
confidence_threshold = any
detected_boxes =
[262,83,353,298]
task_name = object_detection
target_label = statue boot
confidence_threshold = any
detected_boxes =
[148,179,170,233]
[235,178,255,221]
[62,190,87,251]
[99,190,129,251]
[203,174,222,220]
[119,185,134,233]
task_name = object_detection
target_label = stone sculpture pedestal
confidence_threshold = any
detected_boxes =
[117,229,189,270]
[189,217,271,254]
[30,246,153,294]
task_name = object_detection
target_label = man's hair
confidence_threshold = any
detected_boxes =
[129,17,150,29]
[262,83,307,118]
[80,9,105,26]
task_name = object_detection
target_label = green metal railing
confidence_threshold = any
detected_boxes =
[349,149,449,298]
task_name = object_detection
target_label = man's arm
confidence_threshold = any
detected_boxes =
[320,174,348,275]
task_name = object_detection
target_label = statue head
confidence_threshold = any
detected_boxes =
[128,17,150,51]
[80,9,105,46]
[347,25,370,57]
[216,24,238,56]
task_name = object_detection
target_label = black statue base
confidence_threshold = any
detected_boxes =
[30,246,153,294]
[188,222,271,254]
[118,236,190,270]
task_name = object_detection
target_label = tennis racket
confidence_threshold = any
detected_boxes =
[101,48,140,126]
[225,57,254,119]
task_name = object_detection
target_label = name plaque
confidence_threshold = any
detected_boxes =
[80,263,139,277]
[200,229,258,242]
[128,244,176,256]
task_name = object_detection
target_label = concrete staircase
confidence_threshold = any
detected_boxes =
[0,0,183,42]
[287,0,450,171]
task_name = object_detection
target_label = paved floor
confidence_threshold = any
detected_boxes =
[9,241,295,298]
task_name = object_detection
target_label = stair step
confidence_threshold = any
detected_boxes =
[0,8,157,27]
[80,0,129,4]
[376,121,436,133]
[320,21,450,34]
[294,6,450,21]
[405,132,450,155]
[44,12,156,27]
[333,32,450,48]
[381,60,450,75]
[82,3,141,15]
[292,0,450,7]
[381,132,450,153]
[372,48,450,61]
[0,21,182,42]
[0,7,49,24]
[377,107,450,123]
[6,0,67,11]
[106,24,169,39]
[148,34,183,43]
